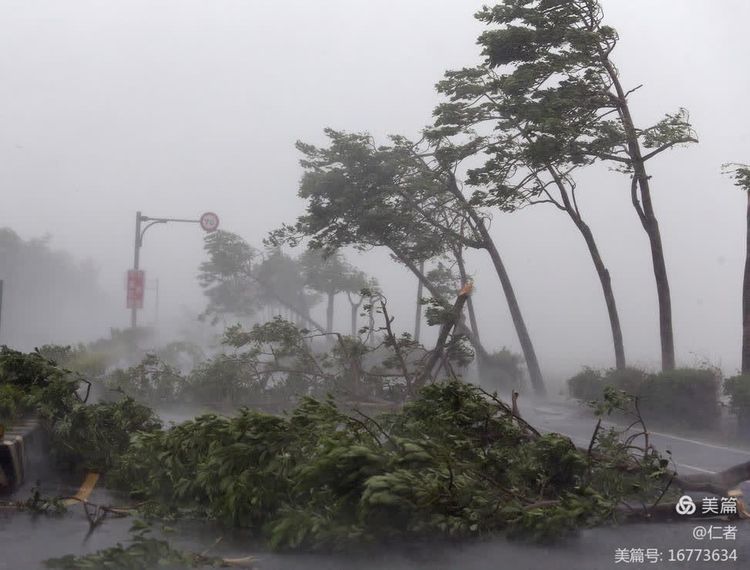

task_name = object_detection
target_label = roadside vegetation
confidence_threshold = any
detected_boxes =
[2,0,750,567]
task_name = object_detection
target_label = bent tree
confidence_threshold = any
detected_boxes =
[200,231,325,331]
[724,164,750,373]
[268,130,495,370]
[277,129,546,395]
[476,0,697,370]
[387,136,546,395]
[431,65,627,370]
[300,249,369,334]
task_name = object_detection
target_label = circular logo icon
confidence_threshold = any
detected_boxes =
[199,212,220,232]
[675,495,697,515]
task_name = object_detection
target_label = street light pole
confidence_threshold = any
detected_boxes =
[129,210,219,329]
[131,211,143,328]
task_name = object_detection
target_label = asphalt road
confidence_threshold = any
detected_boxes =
[2,400,749,570]
[523,399,750,477]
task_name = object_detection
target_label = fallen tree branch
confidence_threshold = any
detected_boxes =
[674,460,750,496]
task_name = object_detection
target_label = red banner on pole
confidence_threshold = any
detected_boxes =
[126,270,145,309]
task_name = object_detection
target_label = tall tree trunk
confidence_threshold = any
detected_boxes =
[446,175,546,396]
[573,217,626,370]
[634,173,674,371]
[351,302,358,337]
[326,292,335,334]
[545,166,626,370]
[482,237,546,396]
[414,261,425,342]
[604,60,675,371]
[743,191,750,374]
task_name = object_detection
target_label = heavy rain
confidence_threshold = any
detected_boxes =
[1,1,749,568]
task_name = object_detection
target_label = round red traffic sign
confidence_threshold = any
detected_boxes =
[199,212,220,232]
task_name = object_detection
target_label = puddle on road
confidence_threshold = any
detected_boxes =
[2,508,748,570]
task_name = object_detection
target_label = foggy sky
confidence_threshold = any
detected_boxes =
[1,1,748,384]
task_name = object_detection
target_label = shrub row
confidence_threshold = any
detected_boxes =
[567,367,721,430]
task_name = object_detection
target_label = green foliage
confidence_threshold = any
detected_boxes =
[106,354,185,404]
[112,381,668,550]
[639,368,720,429]
[481,348,525,391]
[21,483,67,515]
[0,383,25,420]
[605,367,648,396]
[0,347,160,473]
[300,249,368,297]
[722,163,750,192]
[198,230,262,322]
[567,367,647,402]
[44,527,224,569]
[36,344,111,378]
[51,396,161,472]
[569,366,721,430]
[567,367,604,401]
[724,374,750,414]
[0,346,81,421]
[272,130,467,270]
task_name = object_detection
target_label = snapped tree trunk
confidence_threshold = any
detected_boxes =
[415,290,470,389]
[743,190,750,374]
[393,246,491,363]
[454,246,487,379]
[445,175,546,396]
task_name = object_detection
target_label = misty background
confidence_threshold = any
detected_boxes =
[0,0,748,387]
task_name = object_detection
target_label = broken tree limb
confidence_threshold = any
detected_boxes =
[413,283,472,390]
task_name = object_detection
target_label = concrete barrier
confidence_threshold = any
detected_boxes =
[0,418,44,492]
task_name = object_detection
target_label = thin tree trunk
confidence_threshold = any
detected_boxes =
[573,218,626,370]
[446,174,546,396]
[414,261,425,342]
[743,191,750,374]
[604,60,675,371]
[347,293,363,337]
[545,166,626,370]
[326,292,335,334]
[482,236,546,396]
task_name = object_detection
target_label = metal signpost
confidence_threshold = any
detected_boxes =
[129,211,219,328]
